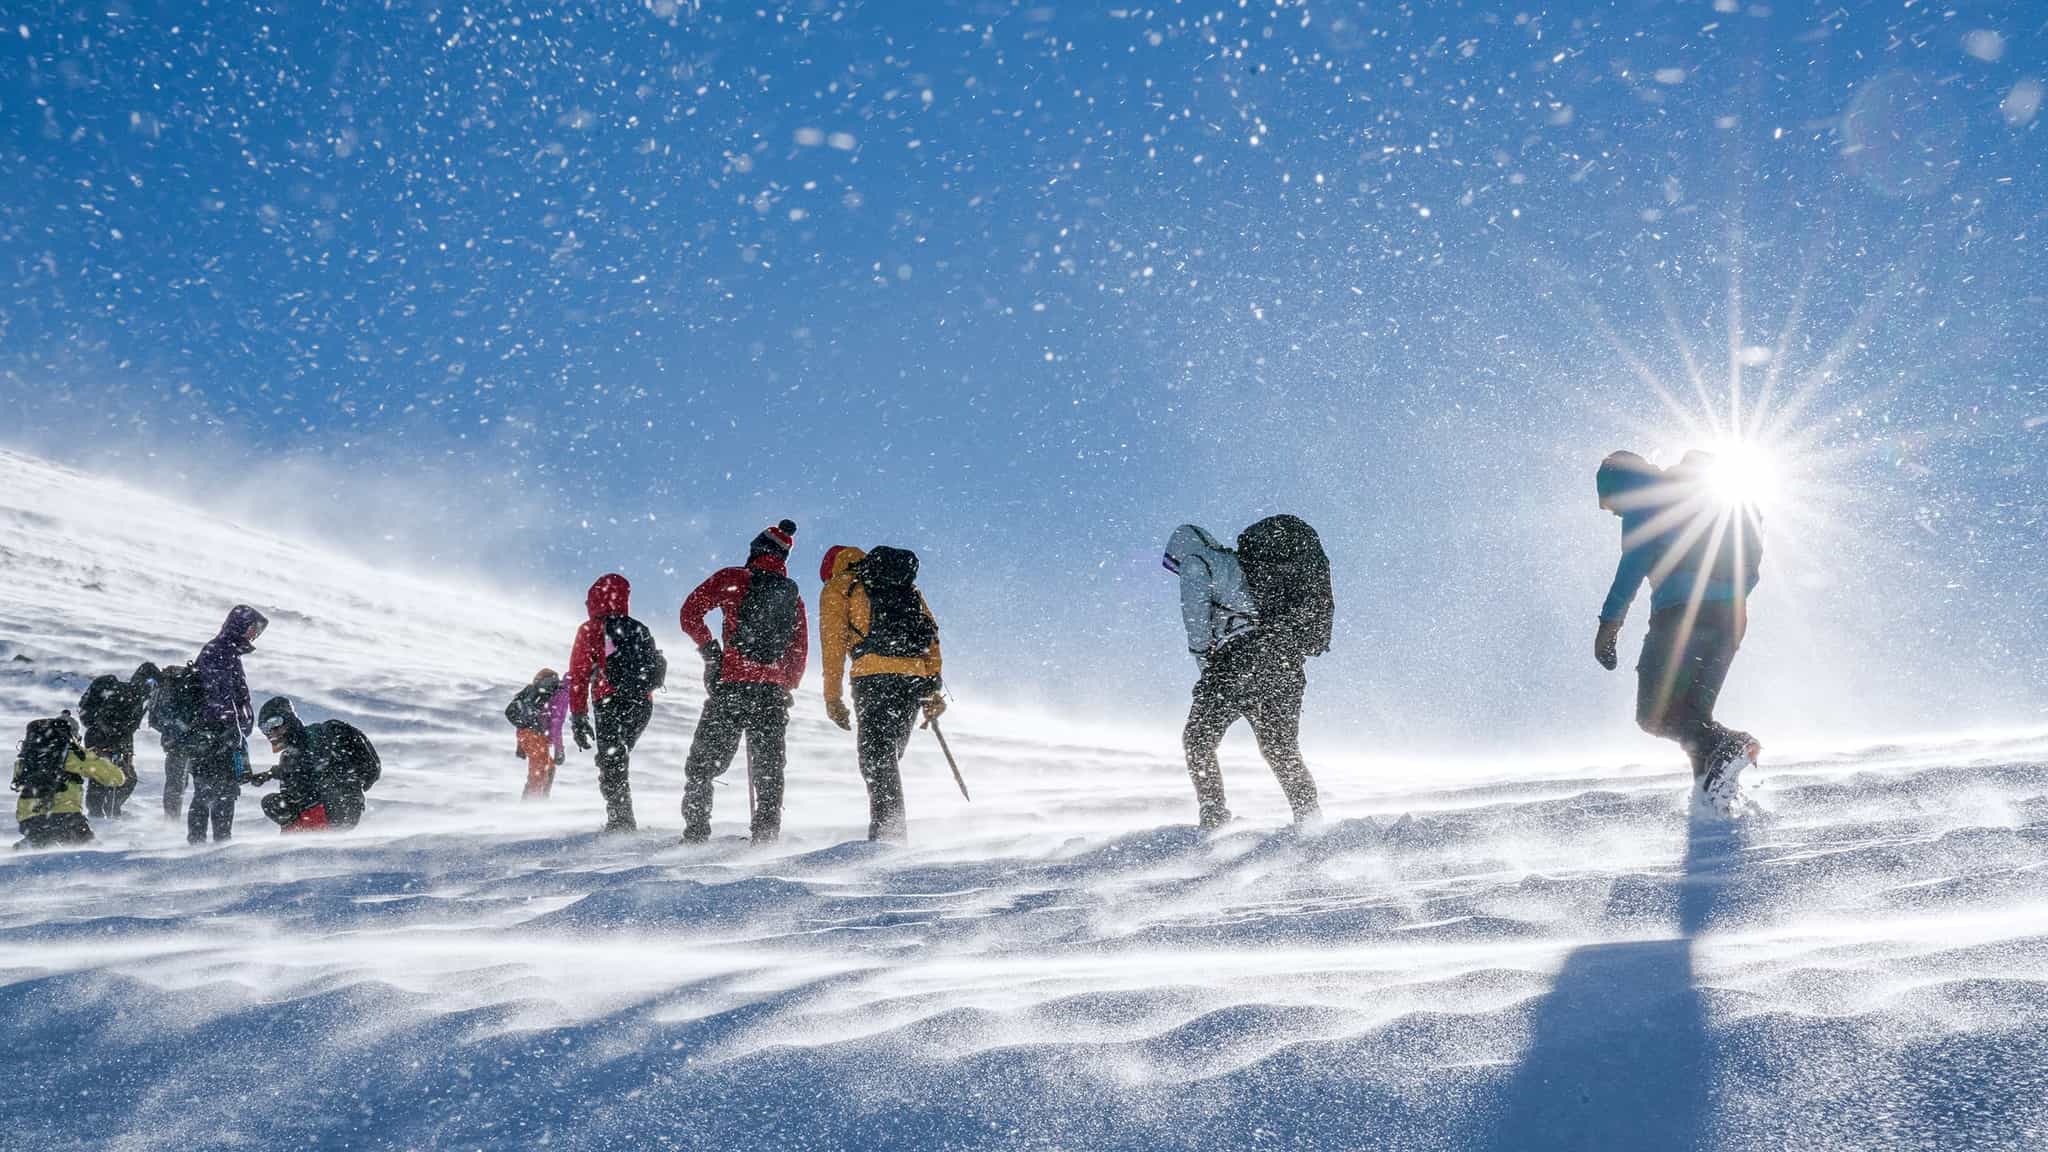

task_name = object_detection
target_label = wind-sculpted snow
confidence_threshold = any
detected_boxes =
[2,450,2045,1150]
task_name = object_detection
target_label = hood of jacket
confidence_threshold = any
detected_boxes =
[586,573,631,620]
[1163,524,1230,575]
[1596,451,1664,512]
[819,545,865,584]
[216,605,269,655]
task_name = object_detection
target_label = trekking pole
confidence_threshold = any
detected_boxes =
[926,717,970,801]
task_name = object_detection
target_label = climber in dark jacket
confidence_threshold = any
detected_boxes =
[252,696,381,831]
[187,605,267,844]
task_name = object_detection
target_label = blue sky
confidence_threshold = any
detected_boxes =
[3,1,2042,751]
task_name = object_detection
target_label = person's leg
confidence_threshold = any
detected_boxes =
[853,677,917,842]
[210,779,239,841]
[519,729,551,799]
[1246,655,1319,822]
[110,745,137,816]
[1634,608,1704,772]
[681,687,748,843]
[747,689,790,845]
[594,695,649,831]
[163,743,190,820]
[1675,603,1749,774]
[187,772,214,844]
[1182,658,1243,829]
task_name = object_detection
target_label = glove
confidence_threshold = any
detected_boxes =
[922,693,947,723]
[825,697,852,731]
[247,771,273,787]
[553,746,566,766]
[698,640,723,693]
[1594,620,1622,671]
[572,713,593,752]
[781,688,796,709]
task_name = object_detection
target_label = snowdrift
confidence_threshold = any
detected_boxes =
[1,449,2045,1151]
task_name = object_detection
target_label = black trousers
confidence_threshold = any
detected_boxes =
[162,741,193,818]
[186,729,243,844]
[852,675,934,843]
[1183,637,1320,827]
[1636,600,1749,778]
[18,812,93,848]
[681,682,790,844]
[595,693,652,831]
[85,743,137,818]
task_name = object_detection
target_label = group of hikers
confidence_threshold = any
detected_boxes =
[11,447,1765,850]
[10,605,382,849]
[508,521,949,844]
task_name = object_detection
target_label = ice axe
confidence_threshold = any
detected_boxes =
[921,715,970,801]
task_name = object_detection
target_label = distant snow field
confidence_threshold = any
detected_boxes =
[2,449,2044,1151]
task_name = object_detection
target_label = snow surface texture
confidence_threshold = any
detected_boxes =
[2,449,2045,1151]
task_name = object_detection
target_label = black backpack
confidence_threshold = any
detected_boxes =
[602,615,667,696]
[733,568,802,665]
[11,719,75,801]
[1237,515,1335,657]
[852,547,938,661]
[504,684,546,731]
[150,663,205,739]
[314,720,382,792]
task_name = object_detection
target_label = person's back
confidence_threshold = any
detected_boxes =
[78,663,157,818]
[307,719,379,828]
[566,573,660,833]
[12,717,127,849]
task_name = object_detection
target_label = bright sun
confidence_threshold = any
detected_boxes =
[1699,438,1783,509]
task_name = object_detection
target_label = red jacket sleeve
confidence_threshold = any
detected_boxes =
[771,597,810,689]
[679,570,738,649]
[566,620,600,717]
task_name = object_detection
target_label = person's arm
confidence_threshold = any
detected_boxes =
[565,622,597,717]
[69,748,129,789]
[819,582,850,706]
[1599,533,1653,625]
[546,686,569,749]
[234,663,254,736]
[921,593,943,684]
[678,571,729,649]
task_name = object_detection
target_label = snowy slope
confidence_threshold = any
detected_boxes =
[1,448,2045,1151]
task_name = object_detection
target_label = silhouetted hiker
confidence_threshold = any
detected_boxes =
[78,661,159,818]
[679,520,808,845]
[818,545,944,843]
[566,574,665,833]
[188,605,266,844]
[1594,449,1764,815]
[251,697,381,831]
[148,660,207,819]
[1165,517,1332,830]
[505,668,569,800]
[12,713,127,849]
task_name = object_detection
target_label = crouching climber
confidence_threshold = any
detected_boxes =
[12,714,129,849]
[251,697,382,832]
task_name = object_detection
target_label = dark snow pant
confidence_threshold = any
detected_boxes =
[17,812,93,849]
[187,771,240,844]
[595,693,652,832]
[1183,639,1320,828]
[852,675,934,843]
[85,744,137,818]
[681,682,790,845]
[162,742,193,819]
[1637,600,1750,778]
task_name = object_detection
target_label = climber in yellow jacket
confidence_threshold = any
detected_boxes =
[12,715,129,849]
[817,545,945,842]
